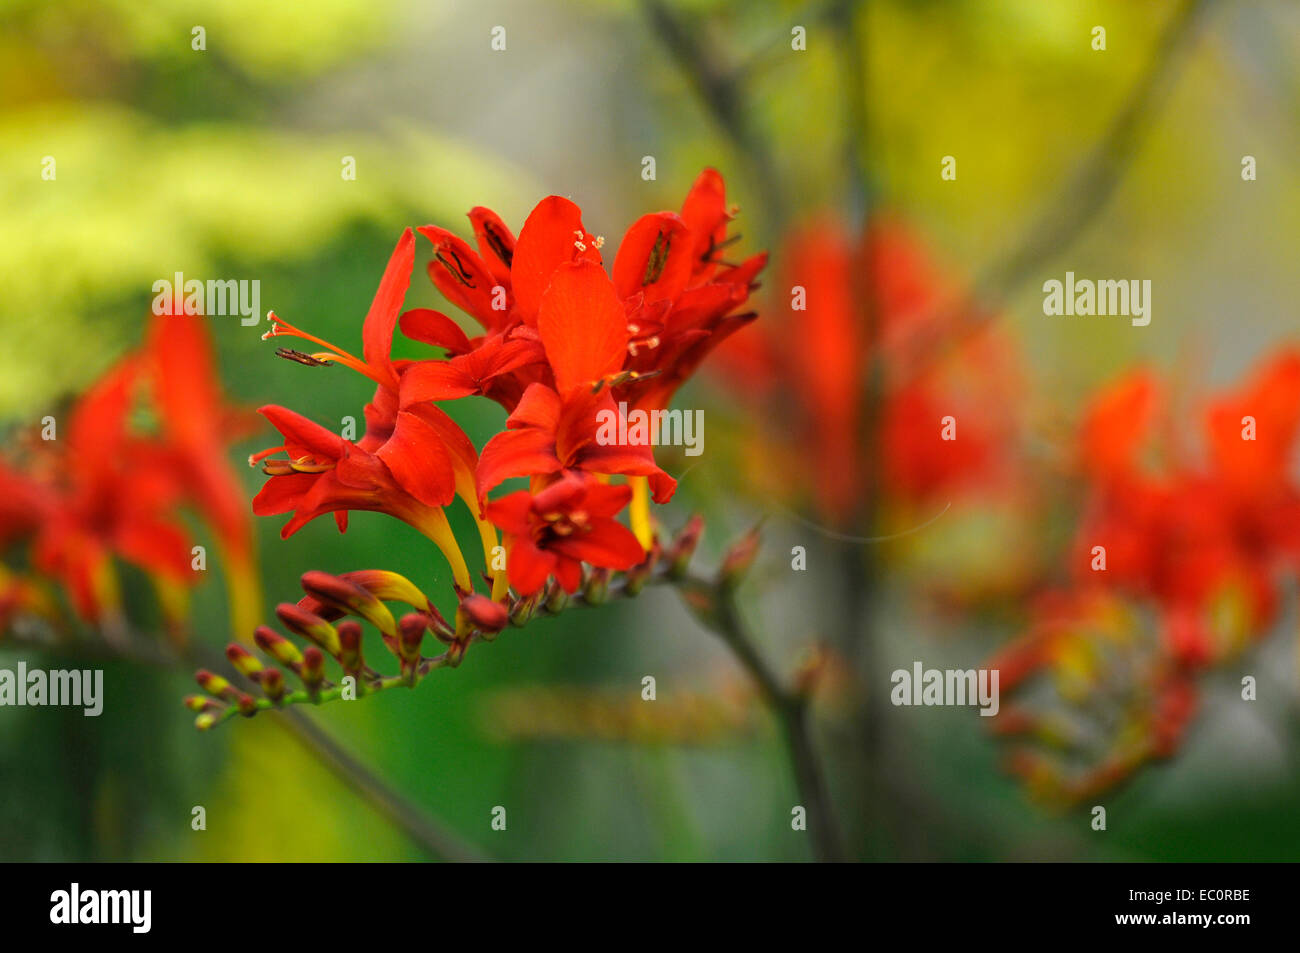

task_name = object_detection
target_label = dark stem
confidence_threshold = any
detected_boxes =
[640,0,788,232]
[700,583,847,862]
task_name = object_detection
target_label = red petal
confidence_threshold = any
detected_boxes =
[399,361,477,405]
[552,556,583,593]
[510,196,601,326]
[538,261,628,394]
[417,226,504,331]
[468,206,516,284]
[507,535,555,595]
[552,519,645,569]
[476,428,560,499]
[375,411,457,508]
[362,229,415,382]
[483,490,534,536]
[612,212,692,304]
[399,308,472,354]
[252,472,318,516]
[679,167,729,256]
[259,405,346,460]
[506,382,563,431]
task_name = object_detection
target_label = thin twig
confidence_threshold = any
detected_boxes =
[640,0,788,230]
[273,707,491,863]
[681,576,848,862]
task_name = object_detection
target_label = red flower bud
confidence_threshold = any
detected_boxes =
[225,644,264,680]
[275,602,341,657]
[337,619,364,674]
[666,515,704,579]
[254,625,304,671]
[719,525,761,589]
[458,593,509,635]
[300,571,397,638]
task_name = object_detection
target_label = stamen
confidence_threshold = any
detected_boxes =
[249,446,287,467]
[261,311,387,386]
[275,348,334,367]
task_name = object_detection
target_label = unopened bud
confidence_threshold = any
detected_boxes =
[337,619,364,674]
[196,669,232,699]
[254,625,303,672]
[300,571,397,638]
[276,602,341,658]
[583,567,611,606]
[398,613,426,675]
[300,646,326,696]
[718,525,761,589]
[509,590,541,627]
[458,594,508,639]
[259,667,286,702]
[225,644,264,680]
[666,515,704,579]
[339,570,431,612]
[543,580,568,615]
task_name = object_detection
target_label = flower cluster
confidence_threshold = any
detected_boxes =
[252,169,761,598]
[193,171,764,727]
[0,313,259,645]
[714,218,1022,528]
[988,353,1300,802]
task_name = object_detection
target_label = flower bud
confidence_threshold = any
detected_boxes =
[458,594,508,638]
[300,571,397,638]
[300,646,326,696]
[666,515,704,579]
[622,554,655,597]
[196,669,232,699]
[718,525,761,589]
[339,570,431,612]
[337,619,365,674]
[275,602,341,658]
[543,580,568,615]
[254,625,304,672]
[398,613,426,675]
[259,667,286,702]
[509,590,541,627]
[225,644,264,680]
[583,567,611,606]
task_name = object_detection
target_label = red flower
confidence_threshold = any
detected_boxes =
[1069,359,1300,667]
[474,260,676,504]
[612,168,767,414]
[0,314,254,631]
[713,218,1019,525]
[485,474,645,595]
[144,311,262,638]
[255,229,487,592]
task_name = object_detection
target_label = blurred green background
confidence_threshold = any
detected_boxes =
[2,0,1300,861]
